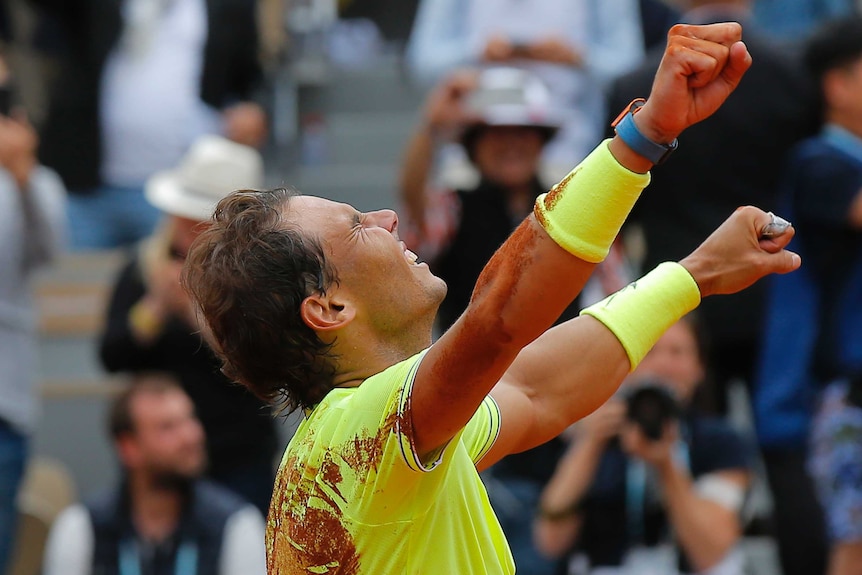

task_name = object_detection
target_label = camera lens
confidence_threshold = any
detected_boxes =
[625,383,680,441]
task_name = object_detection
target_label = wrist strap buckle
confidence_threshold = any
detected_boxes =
[611,98,678,166]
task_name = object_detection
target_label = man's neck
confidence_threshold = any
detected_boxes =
[331,324,434,389]
[827,113,862,143]
[128,473,186,543]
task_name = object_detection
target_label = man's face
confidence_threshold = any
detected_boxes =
[122,388,207,482]
[168,216,206,262]
[472,126,545,188]
[841,57,862,122]
[285,196,447,336]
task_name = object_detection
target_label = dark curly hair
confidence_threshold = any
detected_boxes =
[804,15,862,83]
[182,188,339,412]
[804,15,862,120]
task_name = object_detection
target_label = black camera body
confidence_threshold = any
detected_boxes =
[625,382,681,441]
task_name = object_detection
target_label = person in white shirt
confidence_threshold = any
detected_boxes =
[43,373,267,575]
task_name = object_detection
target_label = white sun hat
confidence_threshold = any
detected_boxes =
[145,135,265,221]
[465,66,565,132]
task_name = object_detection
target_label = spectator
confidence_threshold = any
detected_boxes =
[42,373,267,575]
[0,49,66,575]
[99,135,277,515]
[754,15,862,575]
[28,0,268,250]
[406,0,645,175]
[535,315,754,574]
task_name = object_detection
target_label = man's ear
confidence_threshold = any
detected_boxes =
[116,435,140,469]
[823,68,850,110]
[301,292,356,332]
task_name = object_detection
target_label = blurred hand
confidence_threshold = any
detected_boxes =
[524,38,583,67]
[147,258,192,320]
[0,111,38,190]
[620,420,677,469]
[423,70,481,137]
[635,23,752,144]
[223,102,268,148]
[680,206,801,298]
[482,35,516,62]
[578,400,626,447]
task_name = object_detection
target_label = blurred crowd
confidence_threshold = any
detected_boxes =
[1,0,862,574]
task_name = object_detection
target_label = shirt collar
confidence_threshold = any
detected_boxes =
[823,124,862,165]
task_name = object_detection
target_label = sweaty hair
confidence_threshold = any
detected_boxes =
[805,15,862,83]
[109,373,184,440]
[181,188,338,412]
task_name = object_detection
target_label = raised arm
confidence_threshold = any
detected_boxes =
[398,71,477,238]
[0,113,66,270]
[410,23,761,458]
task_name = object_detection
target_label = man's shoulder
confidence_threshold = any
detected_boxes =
[193,479,251,517]
[690,415,741,439]
[54,502,94,532]
[688,415,753,474]
[794,134,862,163]
[341,351,427,408]
[788,135,862,182]
[81,486,123,521]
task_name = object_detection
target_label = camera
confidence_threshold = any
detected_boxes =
[625,381,681,441]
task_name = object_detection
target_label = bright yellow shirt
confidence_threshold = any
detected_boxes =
[266,351,513,574]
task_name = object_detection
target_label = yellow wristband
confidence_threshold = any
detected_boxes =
[534,139,650,263]
[580,262,701,370]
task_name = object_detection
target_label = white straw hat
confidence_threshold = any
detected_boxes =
[145,135,265,221]
[465,66,565,132]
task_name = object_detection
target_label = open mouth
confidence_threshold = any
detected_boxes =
[401,242,421,265]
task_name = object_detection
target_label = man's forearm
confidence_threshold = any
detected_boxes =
[539,437,604,517]
[17,167,66,269]
[398,125,436,233]
[658,463,742,572]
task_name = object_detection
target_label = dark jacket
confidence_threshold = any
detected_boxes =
[30,0,262,191]
[86,480,245,575]
[99,254,277,480]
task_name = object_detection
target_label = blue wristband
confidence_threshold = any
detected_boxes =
[613,102,678,165]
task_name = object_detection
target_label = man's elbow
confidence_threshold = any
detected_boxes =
[687,520,743,573]
[532,517,579,560]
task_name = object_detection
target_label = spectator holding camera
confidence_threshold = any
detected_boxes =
[535,315,754,574]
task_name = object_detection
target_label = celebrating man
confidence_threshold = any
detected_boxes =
[183,23,798,574]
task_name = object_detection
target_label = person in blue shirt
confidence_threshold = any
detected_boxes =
[754,14,862,575]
